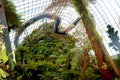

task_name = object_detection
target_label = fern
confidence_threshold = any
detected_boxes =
[9,23,79,80]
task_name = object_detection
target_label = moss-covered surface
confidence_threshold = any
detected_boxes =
[72,0,101,41]
[72,0,120,79]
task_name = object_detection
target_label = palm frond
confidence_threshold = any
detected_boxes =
[3,0,21,30]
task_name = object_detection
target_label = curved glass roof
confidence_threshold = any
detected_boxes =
[88,0,120,56]
[10,0,80,47]
[8,0,120,56]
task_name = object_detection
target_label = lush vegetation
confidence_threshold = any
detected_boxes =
[8,23,79,80]
[3,0,21,31]
[0,1,21,79]
[2,23,101,80]
[2,0,120,79]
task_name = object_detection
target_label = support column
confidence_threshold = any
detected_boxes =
[0,2,12,56]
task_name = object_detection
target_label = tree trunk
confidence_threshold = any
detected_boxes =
[100,41,120,77]
[72,0,114,79]
[85,26,113,80]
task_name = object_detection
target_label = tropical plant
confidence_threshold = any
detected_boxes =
[0,66,9,80]
[106,24,120,53]
[3,0,21,31]
[7,23,80,80]
[0,25,12,80]
[0,1,20,79]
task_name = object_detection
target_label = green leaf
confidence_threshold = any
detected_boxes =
[9,58,15,70]
[17,75,22,80]
[0,68,9,79]
[0,48,8,63]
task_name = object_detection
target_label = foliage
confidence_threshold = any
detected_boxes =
[72,0,101,41]
[0,56,11,80]
[114,54,120,69]
[3,0,21,31]
[106,25,120,75]
[0,47,12,80]
[80,51,101,80]
[0,68,9,80]
[0,26,10,80]
[0,46,8,63]
[69,45,101,79]
[72,0,116,79]
[82,67,101,80]
[8,23,80,80]
[106,24,120,52]
[113,54,120,79]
